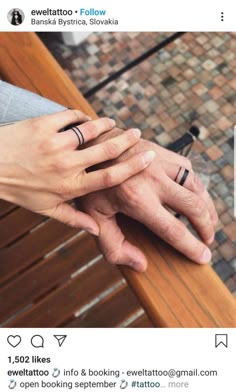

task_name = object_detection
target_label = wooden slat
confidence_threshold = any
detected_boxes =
[0,208,45,248]
[5,258,121,327]
[119,216,236,327]
[0,200,16,218]
[0,233,99,323]
[129,313,153,328]
[0,33,96,116]
[0,219,77,285]
[64,284,141,328]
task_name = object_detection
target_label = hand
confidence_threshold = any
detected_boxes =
[0,110,155,235]
[79,133,218,270]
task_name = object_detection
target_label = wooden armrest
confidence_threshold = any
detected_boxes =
[0,32,235,327]
[119,216,236,327]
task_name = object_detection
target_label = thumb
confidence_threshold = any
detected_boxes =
[98,214,147,272]
[48,203,99,235]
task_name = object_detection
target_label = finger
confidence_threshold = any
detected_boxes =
[163,176,215,245]
[97,215,147,272]
[36,109,92,133]
[58,117,116,149]
[157,144,193,170]
[48,203,99,235]
[80,150,156,195]
[164,162,218,229]
[75,128,142,168]
[202,188,218,226]
[139,205,212,264]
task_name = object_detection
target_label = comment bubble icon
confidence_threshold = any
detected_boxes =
[31,335,44,348]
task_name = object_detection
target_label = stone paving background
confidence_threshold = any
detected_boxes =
[40,32,236,295]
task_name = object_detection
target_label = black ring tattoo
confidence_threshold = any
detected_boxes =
[174,167,189,186]
[71,127,82,145]
[174,166,182,182]
[75,126,85,145]
[71,126,85,146]
[179,169,189,186]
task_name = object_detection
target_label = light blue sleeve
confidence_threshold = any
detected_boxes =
[0,81,66,124]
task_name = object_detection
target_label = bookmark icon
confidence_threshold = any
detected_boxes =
[215,334,228,348]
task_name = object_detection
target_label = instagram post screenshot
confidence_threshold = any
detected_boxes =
[0,0,235,391]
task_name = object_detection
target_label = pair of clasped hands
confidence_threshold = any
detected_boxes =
[0,110,218,271]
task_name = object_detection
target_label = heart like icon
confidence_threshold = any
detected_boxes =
[7,335,22,348]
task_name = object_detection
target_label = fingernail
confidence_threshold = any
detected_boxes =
[109,119,116,127]
[86,227,99,236]
[86,115,92,120]
[142,150,156,165]
[200,247,212,263]
[132,128,141,138]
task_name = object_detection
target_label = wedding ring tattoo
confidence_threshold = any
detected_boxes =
[71,126,85,146]
[174,166,189,187]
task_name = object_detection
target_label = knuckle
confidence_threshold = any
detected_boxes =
[124,160,138,175]
[106,249,119,265]
[182,157,192,170]
[55,157,72,171]
[103,141,119,159]
[158,219,184,242]
[39,136,59,154]
[38,139,50,154]
[178,189,206,218]
[102,171,116,188]
[102,117,113,128]
[65,217,78,228]
[126,130,136,144]
[82,120,97,137]
[69,110,81,123]
[95,117,114,133]
[46,136,59,152]
[191,196,206,216]
[121,182,144,206]
[31,117,43,132]
[192,174,205,193]
[131,187,146,206]
[75,109,84,118]
[58,180,74,199]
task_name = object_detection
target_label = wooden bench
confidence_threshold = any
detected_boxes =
[0,32,235,328]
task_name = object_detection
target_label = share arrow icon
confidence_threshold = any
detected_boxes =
[54,335,67,347]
